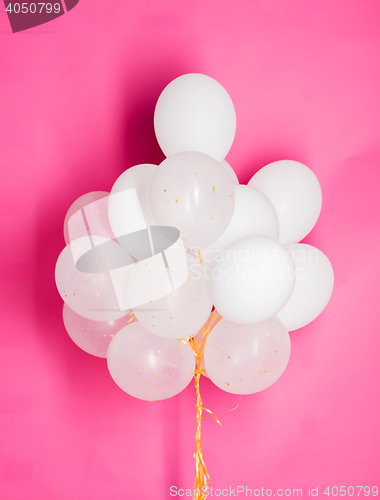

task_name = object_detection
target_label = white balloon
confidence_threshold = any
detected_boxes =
[221,160,239,185]
[248,160,322,245]
[210,236,296,324]
[55,237,132,322]
[133,257,212,339]
[276,243,334,331]
[63,191,112,246]
[149,151,235,248]
[204,317,291,395]
[109,163,157,231]
[107,322,195,401]
[203,185,279,266]
[62,303,132,358]
[154,73,236,162]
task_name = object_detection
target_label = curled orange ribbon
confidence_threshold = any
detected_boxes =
[185,309,222,499]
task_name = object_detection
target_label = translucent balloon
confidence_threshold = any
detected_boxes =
[248,160,322,245]
[62,304,133,358]
[154,73,236,162]
[149,151,235,248]
[221,160,239,185]
[276,243,334,331]
[133,256,212,339]
[109,164,158,232]
[203,185,279,266]
[55,237,132,322]
[63,191,113,245]
[204,317,291,395]
[210,236,296,324]
[107,322,195,401]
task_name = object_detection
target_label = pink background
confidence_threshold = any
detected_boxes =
[1,1,379,498]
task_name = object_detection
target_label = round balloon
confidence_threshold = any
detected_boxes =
[107,322,195,401]
[204,317,291,395]
[154,73,236,162]
[210,236,296,324]
[248,160,322,245]
[63,191,113,245]
[149,151,235,248]
[62,304,134,358]
[109,163,158,231]
[55,237,132,321]
[133,257,212,339]
[221,160,239,185]
[203,185,279,266]
[276,243,334,331]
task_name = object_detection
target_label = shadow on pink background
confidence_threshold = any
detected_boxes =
[0,1,379,499]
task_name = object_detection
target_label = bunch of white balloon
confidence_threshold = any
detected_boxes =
[55,73,334,404]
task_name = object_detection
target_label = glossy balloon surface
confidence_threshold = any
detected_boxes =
[204,317,291,394]
[276,243,334,331]
[107,322,195,401]
[150,151,235,248]
[154,73,236,161]
[62,304,133,357]
[210,236,296,324]
[248,160,322,244]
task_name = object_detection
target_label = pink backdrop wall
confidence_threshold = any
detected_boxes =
[1,1,379,498]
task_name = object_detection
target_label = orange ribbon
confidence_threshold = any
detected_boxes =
[185,309,222,499]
